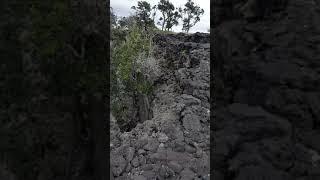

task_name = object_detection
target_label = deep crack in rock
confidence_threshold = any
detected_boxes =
[110,32,210,180]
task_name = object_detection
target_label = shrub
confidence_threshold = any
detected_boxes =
[111,23,157,130]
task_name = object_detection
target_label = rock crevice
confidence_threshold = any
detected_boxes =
[110,33,210,180]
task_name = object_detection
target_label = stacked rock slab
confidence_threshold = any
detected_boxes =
[110,33,210,180]
[214,0,320,179]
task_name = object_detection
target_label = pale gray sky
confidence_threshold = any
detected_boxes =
[111,0,210,33]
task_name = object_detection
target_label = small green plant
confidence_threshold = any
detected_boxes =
[111,23,156,129]
[112,24,152,88]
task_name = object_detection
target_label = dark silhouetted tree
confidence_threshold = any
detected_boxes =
[151,5,157,23]
[182,0,204,33]
[165,7,182,31]
[157,0,181,31]
[131,1,154,31]
[111,7,117,28]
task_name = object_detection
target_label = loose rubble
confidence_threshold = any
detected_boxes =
[110,32,210,179]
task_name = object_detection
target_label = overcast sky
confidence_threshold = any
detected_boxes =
[111,0,210,33]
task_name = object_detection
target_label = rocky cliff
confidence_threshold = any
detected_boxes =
[214,0,320,179]
[110,33,210,179]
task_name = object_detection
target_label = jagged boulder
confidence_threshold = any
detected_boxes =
[110,33,210,179]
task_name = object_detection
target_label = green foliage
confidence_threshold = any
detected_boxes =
[112,24,153,94]
[110,0,205,128]
[131,1,154,31]
[182,0,204,33]
[157,0,182,31]
[111,21,155,128]
[136,72,154,94]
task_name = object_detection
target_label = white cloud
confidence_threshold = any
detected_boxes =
[111,0,210,33]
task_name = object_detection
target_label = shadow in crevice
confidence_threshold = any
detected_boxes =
[117,93,154,132]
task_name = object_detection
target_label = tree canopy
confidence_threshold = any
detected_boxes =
[131,1,154,31]
[182,0,204,33]
[157,0,182,31]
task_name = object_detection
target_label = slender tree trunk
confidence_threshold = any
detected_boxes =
[161,13,166,31]
[185,13,191,33]
[187,15,190,33]
[187,20,190,33]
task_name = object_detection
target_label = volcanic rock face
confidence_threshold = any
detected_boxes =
[214,0,320,179]
[110,33,210,179]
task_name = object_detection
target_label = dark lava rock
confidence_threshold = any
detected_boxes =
[180,168,196,180]
[111,154,127,177]
[213,0,320,179]
[111,33,210,179]
[168,161,183,173]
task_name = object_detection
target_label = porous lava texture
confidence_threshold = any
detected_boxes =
[110,33,210,180]
[213,0,320,179]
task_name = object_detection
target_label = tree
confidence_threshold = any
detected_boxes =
[111,24,153,131]
[151,5,157,23]
[110,7,117,28]
[131,1,154,31]
[182,0,204,33]
[165,8,182,31]
[118,15,136,29]
[157,0,181,31]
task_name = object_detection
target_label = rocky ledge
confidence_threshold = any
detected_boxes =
[110,33,210,180]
